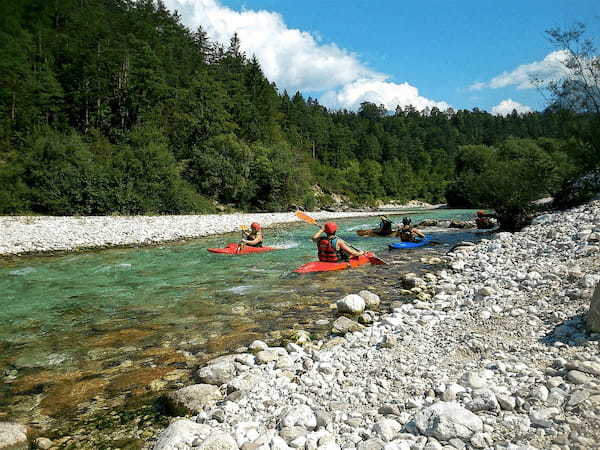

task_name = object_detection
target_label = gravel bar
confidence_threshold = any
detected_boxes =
[0,210,418,256]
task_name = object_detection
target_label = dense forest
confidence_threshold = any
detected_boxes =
[1,0,598,222]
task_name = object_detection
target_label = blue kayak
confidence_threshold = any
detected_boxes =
[388,237,430,250]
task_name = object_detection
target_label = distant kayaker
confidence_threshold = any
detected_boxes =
[240,222,264,248]
[375,215,394,235]
[399,218,425,242]
[475,211,495,229]
[312,222,364,262]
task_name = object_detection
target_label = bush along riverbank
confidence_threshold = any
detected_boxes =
[145,200,600,450]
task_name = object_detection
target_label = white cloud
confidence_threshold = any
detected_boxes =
[163,0,448,111]
[491,99,533,116]
[469,50,570,91]
[321,79,450,111]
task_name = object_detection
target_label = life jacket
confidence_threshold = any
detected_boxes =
[245,231,263,247]
[400,227,415,242]
[317,237,344,262]
[379,219,393,234]
[476,217,493,229]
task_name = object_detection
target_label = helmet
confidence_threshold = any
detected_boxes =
[251,222,261,230]
[323,222,337,235]
[402,217,411,226]
[477,211,485,217]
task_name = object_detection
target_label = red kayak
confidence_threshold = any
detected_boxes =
[294,252,374,273]
[207,243,277,255]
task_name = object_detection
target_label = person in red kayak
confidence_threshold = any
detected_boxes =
[312,222,364,262]
[475,211,495,229]
[240,222,264,249]
[399,217,425,242]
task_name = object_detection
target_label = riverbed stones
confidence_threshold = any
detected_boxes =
[279,405,317,430]
[0,422,28,450]
[414,402,483,440]
[336,294,366,314]
[153,419,212,450]
[197,432,239,450]
[166,384,223,415]
[331,316,364,334]
[586,283,600,332]
[197,357,237,385]
[358,290,381,309]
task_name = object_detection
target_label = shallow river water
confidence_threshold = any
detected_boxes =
[0,210,483,446]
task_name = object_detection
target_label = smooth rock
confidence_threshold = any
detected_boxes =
[153,419,212,450]
[166,384,223,415]
[358,290,381,309]
[331,316,365,335]
[0,422,28,450]
[280,405,317,430]
[373,418,402,442]
[198,433,239,450]
[337,294,366,314]
[197,358,237,385]
[414,402,483,440]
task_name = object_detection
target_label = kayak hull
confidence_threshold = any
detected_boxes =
[294,252,374,273]
[208,243,277,255]
[388,238,430,250]
[357,229,400,237]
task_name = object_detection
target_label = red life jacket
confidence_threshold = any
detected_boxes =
[318,237,339,262]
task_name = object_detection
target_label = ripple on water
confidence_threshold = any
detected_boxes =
[225,285,254,295]
[9,267,35,276]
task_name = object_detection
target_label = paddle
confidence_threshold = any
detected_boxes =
[294,211,386,265]
[237,224,250,252]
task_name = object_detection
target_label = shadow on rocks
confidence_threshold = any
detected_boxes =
[540,313,596,347]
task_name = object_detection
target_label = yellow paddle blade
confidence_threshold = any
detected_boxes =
[240,225,249,230]
[294,210,318,226]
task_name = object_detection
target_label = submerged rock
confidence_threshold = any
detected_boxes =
[331,317,364,335]
[165,384,222,415]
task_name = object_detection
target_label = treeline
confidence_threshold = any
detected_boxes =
[0,0,595,216]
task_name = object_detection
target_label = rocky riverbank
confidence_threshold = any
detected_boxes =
[0,209,428,257]
[144,200,600,450]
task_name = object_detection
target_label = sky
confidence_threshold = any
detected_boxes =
[163,0,599,115]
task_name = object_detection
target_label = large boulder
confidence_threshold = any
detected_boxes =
[331,317,364,335]
[586,283,600,333]
[197,356,237,386]
[164,384,223,415]
[0,422,28,450]
[153,419,212,450]
[414,402,483,441]
[336,295,366,314]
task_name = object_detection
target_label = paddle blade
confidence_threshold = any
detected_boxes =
[356,229,371,236]
[239,225,249,230]
[367,253,386,265]
[295,210,318,226]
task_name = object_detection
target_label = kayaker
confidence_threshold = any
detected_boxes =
[240,222,264,248]
[399,218,425,242]
[475,211,495,229]
[375,215,394,235]
[312,222,364,262]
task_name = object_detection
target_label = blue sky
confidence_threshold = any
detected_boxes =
[165,0,599,114]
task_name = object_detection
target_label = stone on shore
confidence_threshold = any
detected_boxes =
[336,294,366,314]
[0,422,28,450]
[197,357,237,386]
[280,405,317,430]
[197,433,239,450]
[153,419,211,450]
[165,384,222,415]
[331,316,365,335]
[586,283,600,332]
[414,402,483,440]
[358,290,381,309]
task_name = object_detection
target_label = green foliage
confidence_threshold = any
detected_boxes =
[0,1,595,217]
[447,139,576,230]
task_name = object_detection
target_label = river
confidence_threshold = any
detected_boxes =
[0,209,484,447]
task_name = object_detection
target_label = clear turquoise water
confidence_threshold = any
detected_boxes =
[0,209,479,428]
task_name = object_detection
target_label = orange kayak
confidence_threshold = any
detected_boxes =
[294,252,374,273]
[207,243,277,255]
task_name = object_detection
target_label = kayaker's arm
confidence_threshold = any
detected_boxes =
[338,239,364,257]
[311,228,324,242]
[242,232,263,245]
[412,228,425,239]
